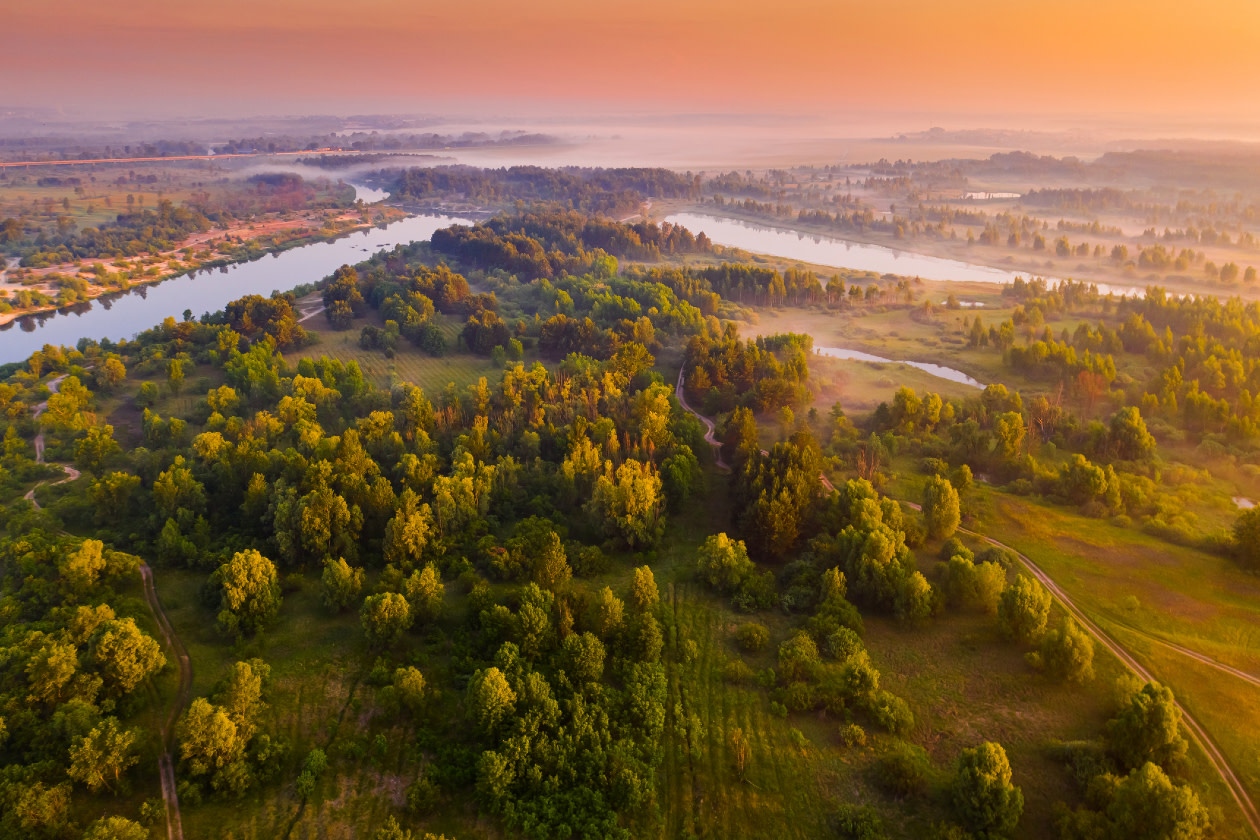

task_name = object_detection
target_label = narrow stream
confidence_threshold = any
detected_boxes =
[815,346,984,389]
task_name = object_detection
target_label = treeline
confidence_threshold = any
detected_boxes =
[430,210,713,278]
[16,200,211,266]
[394,165,701,215]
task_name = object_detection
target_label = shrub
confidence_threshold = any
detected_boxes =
[839,723,867,748]
[833,804,887,840]
[723,659,755,684]
[873,744,931,797]
[867,690,915,735]
[824,626,864,662]
[734,622,770,652]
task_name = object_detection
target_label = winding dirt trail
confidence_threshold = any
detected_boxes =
[140,562,191,840]
[672,377,1260,836]
[25,374,191,839]
[24,374,80,506]
[953,518,1260,836]
[675,369,727,469]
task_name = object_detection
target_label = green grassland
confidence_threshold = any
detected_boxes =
[292,309,526,393]
[884,467,1260,830]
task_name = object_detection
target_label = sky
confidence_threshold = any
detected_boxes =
[5,0,1260,132]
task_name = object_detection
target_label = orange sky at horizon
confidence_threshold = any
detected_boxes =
[5,0,1260,124]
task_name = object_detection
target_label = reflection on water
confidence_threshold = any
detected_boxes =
[0,213,472,364]
[666,212,1146,297]
[351,183,391,203]
[815,346,984,389]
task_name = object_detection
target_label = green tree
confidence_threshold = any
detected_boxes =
[75,425,121,474]
[893,571,934,625]
[1106,682,1188,771]
[1109,406,1156,461]
[404,563,445,623]
[561,632,606,684]
[320,557,364,613]
[167,358,186,395]
[586,458,664,549]
[213,549,282,637]
[220,659,269,742]
[1033,617,1095,684]
[153,456,205,519]
[25,638,78,706]
[82,816,150,840]
[993,411,1026,461]
[778,631,820,682]
[952,741,1023,838]
[383,490,434,570]
[68,718,139,793]
[96,357,127,390]
[90,618,166,697]
[466,666,516,735]
[176,697,243,777]
[394,666,427,712]
[361,592,412,647]
[60,538,106,598]
[922,475,961,540]
[997,574,1050,643]
[1104,762,1209,840]
[590,586,625,638]
[530,532,572,591]
[630,565,659,613]
[943,554,1004,614]
[696,532,754,592]
[1232,507,1260,571]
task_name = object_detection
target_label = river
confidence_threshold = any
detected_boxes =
[665,212,1146,296]
[0,212,471,364]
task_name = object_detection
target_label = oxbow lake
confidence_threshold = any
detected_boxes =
[814,346,984,389]
[0,212,472,364]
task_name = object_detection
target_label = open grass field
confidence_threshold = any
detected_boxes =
[877,477,1260,831]
[292,310,534,394]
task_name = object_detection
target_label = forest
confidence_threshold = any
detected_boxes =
[0,201,1248,840]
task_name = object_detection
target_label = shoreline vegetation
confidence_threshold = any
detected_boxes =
[0,205,406,328]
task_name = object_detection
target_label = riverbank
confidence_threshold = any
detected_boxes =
[0,206,406,328]
[660,202,1255,301]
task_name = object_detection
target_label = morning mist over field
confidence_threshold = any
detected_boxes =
[2,4,1260,840]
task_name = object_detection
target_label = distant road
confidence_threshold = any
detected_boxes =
[0,149,367,169]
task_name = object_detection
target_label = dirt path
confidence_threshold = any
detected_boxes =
[297,305,326,323]
[25,374,79,506]
[140,562,191,840]
[26,374,191,839]
[907,498,1260,836]
[672,387,1260,836]
[675,369,727,469]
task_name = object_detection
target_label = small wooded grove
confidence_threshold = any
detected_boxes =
[0,205,1229,840]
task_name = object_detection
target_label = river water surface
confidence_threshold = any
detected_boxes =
[666,212,1145,296]
[0,213,471,364]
